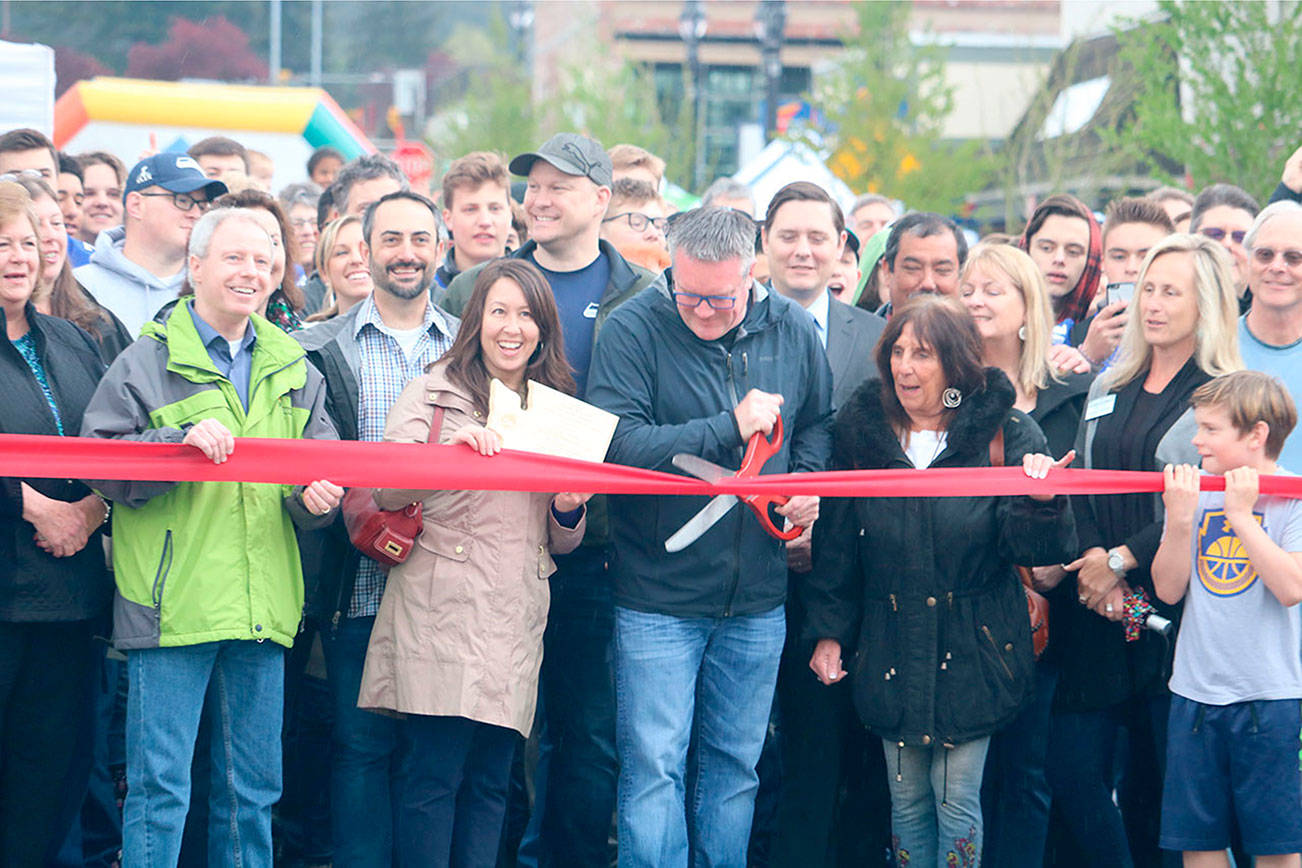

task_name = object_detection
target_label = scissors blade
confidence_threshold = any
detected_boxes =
[664,494,739,553]
[671,453,733,483]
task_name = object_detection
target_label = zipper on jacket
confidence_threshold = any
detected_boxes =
[152,529,173,610]
[721,347,746,617]
[981,625,1015,681]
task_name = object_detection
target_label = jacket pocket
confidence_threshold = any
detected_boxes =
[114,529,172,650]
[152,529,173,610]
[414,519,472,563]
[853,596,904,735]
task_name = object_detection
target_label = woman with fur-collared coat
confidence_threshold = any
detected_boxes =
[358,259,589,868]
[802,295,1076,868]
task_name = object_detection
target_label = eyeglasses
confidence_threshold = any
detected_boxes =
[137,191,211,212]
[673,290,738,310]
[289,218,317,229]
[602,212,668,233]
[0,169,44,182]
[1201,227,1247,244]
[1252,247,1302,267]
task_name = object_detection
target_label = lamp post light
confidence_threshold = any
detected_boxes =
[754,0,786,142]
[508,1,535,71]
[679,0,708,191]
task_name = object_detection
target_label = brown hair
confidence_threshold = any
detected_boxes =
[1191,370,1297,460]
[509,199,528,247]
[211,188,306,311]
[441,151,509,210]
[762,180,845,236]
[608,144,666,185]
[875,293,986,435]
[440,259,575,414]
[607,178,659,214]
[76,151,126,185]
[0,128,57,173]
[188,136,250,173]
[1102,196,1175,247]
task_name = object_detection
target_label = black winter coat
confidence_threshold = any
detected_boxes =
[0,306,111,621]
[802,369,1077,747]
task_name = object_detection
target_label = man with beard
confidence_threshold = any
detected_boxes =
[295,190,458,867]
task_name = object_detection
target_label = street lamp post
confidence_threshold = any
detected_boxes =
[679,0,708,191]
[754,0,786,142]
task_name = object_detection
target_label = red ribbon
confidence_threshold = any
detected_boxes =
[5,434,1302,499]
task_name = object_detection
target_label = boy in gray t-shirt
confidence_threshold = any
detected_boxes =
[1151,371,1302,864]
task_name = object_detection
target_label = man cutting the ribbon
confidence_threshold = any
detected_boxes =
[586,205,832,868]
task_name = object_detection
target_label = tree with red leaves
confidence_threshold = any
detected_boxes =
[126,15,267,82]
[54,47,111,96]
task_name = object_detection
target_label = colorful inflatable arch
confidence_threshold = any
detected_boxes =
[55,77,375,190]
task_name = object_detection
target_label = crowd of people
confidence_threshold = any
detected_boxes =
[1,118,1301,868]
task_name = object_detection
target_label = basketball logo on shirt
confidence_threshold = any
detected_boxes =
[1196,508,1263,597]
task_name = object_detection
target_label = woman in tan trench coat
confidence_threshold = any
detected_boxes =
[359,259,591,868]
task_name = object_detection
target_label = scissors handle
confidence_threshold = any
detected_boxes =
[737,415,803,541]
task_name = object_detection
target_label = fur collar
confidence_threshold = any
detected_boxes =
[833,367,1016,469]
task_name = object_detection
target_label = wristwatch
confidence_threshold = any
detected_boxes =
[1107,547,1128,578]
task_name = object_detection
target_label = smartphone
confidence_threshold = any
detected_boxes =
[1106,282,1135,307]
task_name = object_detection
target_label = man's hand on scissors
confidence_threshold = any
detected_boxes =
[734,389,784,439]
[776,495,819,529]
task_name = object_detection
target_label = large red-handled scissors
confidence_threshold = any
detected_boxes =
[664,415,803,552]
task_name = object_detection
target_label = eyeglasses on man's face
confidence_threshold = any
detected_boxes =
[1252,247,1302,267]
[1201,227,1247,245]
[138,191,211,213]
[672,290,739,311]
[603,212,668,233]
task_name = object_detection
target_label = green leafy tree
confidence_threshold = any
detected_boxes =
[1111,0,1302,201]
[789,0,994,214]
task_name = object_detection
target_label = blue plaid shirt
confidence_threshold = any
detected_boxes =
[348,294,456,618]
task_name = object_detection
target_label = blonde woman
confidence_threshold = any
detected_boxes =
[1048,234,1242,866]
[960,242,1092,866]
[306,216,372,323]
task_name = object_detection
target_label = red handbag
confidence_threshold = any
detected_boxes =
[989,428,1050,659]
[341,406,443,567]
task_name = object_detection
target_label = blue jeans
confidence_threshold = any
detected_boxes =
[614,605,785,868]
[884,736,990,868]
[123,640,283,868]
[981,661,1058,868]
[321,615,402,868]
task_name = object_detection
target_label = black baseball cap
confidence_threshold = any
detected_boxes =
[509,133,612,187]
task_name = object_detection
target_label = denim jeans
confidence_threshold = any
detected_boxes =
[614,604,785,868]
[883,736,990,868]
[981,661,1058,868]
[321,615,402,868]
[534,549,617,868]
[397,714,518,868]
[123,639,283,868]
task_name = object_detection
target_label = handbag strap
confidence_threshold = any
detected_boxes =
[988,426,1035,592]
[427,405,446,444]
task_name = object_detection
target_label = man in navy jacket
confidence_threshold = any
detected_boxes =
[586,206,832,867]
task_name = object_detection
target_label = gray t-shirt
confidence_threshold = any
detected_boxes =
[1168,474,1302,705]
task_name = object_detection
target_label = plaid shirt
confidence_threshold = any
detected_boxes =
[348,294,456,618]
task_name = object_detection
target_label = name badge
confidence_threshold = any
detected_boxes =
[1084,394,1116,421]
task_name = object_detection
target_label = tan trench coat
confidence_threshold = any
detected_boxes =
[357,362,585,736]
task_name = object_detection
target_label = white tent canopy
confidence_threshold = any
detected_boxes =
[731,139,857,219]
[0,40,55,138]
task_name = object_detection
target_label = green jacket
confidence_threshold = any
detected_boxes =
[81,301,338,650]
[436,239,664,546]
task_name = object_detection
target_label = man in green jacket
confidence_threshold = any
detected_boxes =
[81,207,343,868]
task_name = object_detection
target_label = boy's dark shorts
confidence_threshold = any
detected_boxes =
[1161,695,1302,854]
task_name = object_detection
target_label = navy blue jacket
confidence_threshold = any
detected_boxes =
[586,281,834,618]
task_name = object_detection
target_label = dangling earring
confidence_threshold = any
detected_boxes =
[1017,325,1027,341]
[942,387,962,409]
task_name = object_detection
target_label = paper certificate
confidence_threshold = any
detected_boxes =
[486,379,618,463]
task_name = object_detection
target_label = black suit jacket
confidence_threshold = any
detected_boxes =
[824,295,886,409]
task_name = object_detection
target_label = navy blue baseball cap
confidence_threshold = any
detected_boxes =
[123,153,227,202]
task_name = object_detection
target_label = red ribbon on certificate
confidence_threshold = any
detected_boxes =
[3,434,1302,499]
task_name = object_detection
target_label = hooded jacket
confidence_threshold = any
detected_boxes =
[74,225,186,337]
[801,370,1077,746]
[80,301,339,650]
[585,280,834,618]
[1019,194,1102,330]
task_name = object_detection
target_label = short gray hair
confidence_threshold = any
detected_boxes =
[851,192,899,217]
[1244,200,1302,250]
[278,181,321,212]
[667,207,756,275]
[188,207,271,261]
[334,154,408,214]
[701,177,755,213]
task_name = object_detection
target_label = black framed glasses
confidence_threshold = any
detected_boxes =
[1252,247,1302,267]
[602,212,668,233]
[138,191,211,213]
[1201,227,1247,244]
[672,290,738,310]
